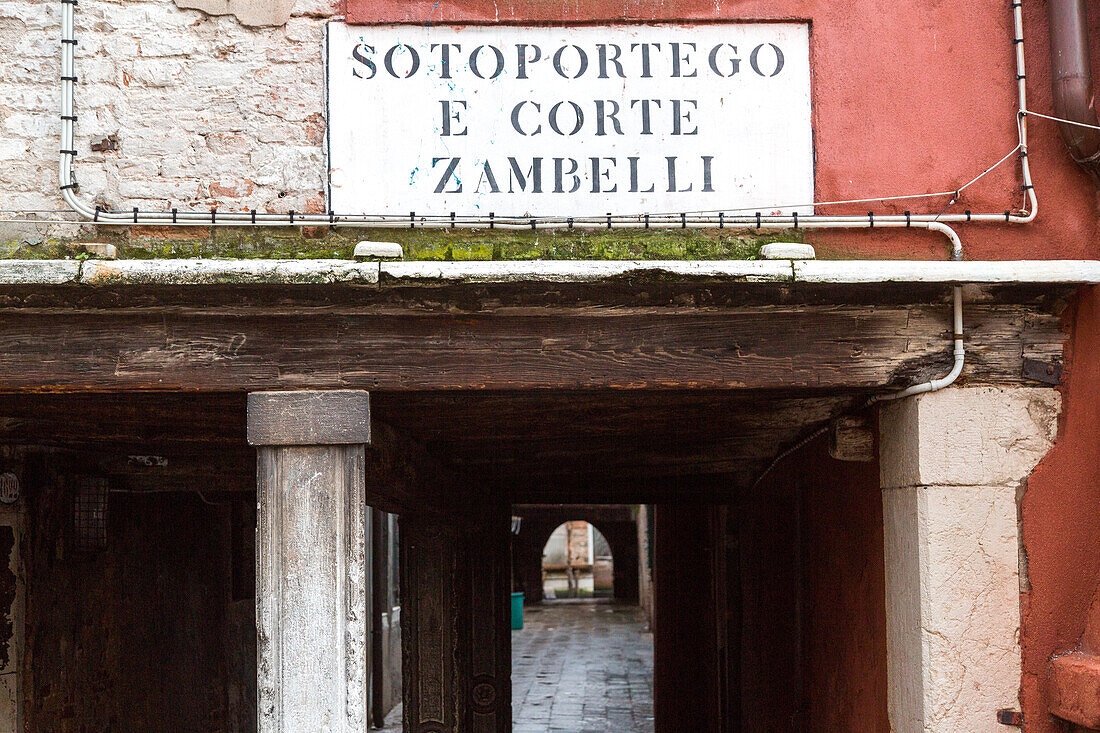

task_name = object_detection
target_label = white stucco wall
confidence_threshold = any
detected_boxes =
[0,0,335,240]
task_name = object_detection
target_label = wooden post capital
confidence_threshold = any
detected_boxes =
[247,390,371,446]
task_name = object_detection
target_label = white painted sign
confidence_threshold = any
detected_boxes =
[327,23,813,219]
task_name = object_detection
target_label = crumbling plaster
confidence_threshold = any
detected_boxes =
[175,0,297,27]
[880,387,1061,733]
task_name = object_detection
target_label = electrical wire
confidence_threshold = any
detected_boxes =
[1023,109,1100,132]
[14,138,1021,223]
[751,286,965,490]
[52,0,1038,245]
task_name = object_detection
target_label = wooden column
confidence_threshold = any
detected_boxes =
[247,390,371,733]
[512,524,546,605]
[0,496,24,733]
[654,504,721,733]
[400,505,511,733]
[605,521,640,605]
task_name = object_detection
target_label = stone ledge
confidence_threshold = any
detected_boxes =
[0,261,80,285]
[0,259,1093,289]
[247,390,371,446]
[81,259,380,286]
[879,387,1061,489]
[378,259,794,284]
[795,259,1100,284]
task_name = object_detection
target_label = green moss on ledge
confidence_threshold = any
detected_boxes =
[1,226,803,261]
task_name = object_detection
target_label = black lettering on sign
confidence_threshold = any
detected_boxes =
[511,101,542,136]
[351,44,376,79]
[470,45,505,79]
[702,156,715,192]
[628,156,655,193]
[708,44,739,77]
[352,39,787,79]
[384,44,419,78]
[439,100,467,137]
[508,157,543,193]
[554,158,582,194]
[476,160,501,193]
[630,99,661,135]
[594,100,623,137]
[666,156,692,193]
[629,43,660,78]
[597,44,626,79]
[548,101,584,136]
[552,45,589,79]
[590,157,617,194]
[750,43,785,77]
[516,44,542,79]
[671,100,698,136]
[670,43,697,78]
[432,157,462,193]
[430,43,461,79]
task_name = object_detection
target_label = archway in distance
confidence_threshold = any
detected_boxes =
[541,521,613,600]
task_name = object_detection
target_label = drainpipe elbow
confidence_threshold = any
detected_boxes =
[1048,0,1100,183]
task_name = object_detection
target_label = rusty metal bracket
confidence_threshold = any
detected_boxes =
[997,708,1024,727]
[1023,356,1064,385]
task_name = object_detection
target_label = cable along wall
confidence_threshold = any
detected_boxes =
[52,0,1040,258]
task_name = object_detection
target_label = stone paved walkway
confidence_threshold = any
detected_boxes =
[513,601,654,732]
[380,601,654,732]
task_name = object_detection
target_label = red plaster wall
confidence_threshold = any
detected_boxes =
[1023,286,1100,733]
[344,0,1100,262]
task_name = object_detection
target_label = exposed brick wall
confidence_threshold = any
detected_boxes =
[0,0,337,240]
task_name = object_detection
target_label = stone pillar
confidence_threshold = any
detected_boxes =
[400,505,511,733]
[247,390,370,733]
[879,387,1059,732]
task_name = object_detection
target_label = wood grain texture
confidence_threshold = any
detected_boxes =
[0,304,1064,392]
[400,506,511,733]
[0,290,1068,500]
[247,390,371,446]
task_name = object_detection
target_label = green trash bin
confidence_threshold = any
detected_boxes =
[510,592,525,630]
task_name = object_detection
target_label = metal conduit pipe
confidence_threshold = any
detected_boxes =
[750,284,965,488]
[875,286,965,401]
[1049,0,1100,182]
[55,0,1039,256]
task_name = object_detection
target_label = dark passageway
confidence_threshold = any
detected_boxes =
[381,601,654,732]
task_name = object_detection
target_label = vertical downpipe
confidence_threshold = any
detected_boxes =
[1048,0,1100,188]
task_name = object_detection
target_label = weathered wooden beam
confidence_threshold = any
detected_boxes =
[505,472,744,504]
[0,304,1063,392]
[364,422,456,515]
[0,393,246,446]
[512,503,636,523]
[96,450,254,493]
